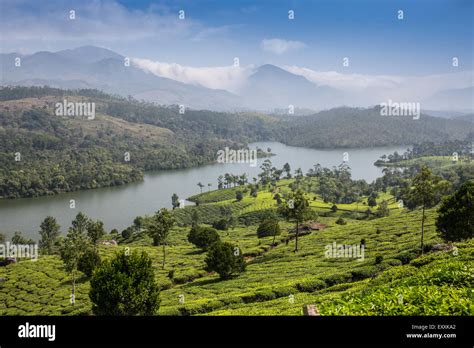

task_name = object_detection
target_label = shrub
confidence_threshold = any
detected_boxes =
[212,219,229,231]
[351,266,379,281]
[335,217,347,225]
[382,258,403,267]
[89,250,160,315]
[187,225,220,251]
[205,241,246,280]
[235,190,243,201]
[296,278,327,292]
[331,204,338,212]
[324,272,352,287]
[375,254,384,264]
[256,219,281,238]
[395,250,419,265]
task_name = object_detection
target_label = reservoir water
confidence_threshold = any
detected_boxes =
[0,142,407,239]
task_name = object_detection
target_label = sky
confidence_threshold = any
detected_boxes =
[0,0,472,94]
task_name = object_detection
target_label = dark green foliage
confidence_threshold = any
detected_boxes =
[375,200,390,217]
[89,250,160,315]
[235,190,243,201]
[436,181,474,242]
[375,255,384,264]
[78,247,101,277]
[324,272,353,287]
[256,219,281,238]
[395,250,419,265]
[212,218,229,231]
[278,190,311,251]
[171,193,180,210]
[205,242,246,280]
[11,231,34,244]
[331,204,338,212]
[87,220,105,245]
[38,216,61,254]
[351,266,380,281]
[296,278,326,292]
[335,217,347,225]
[121,227,133,239]
[187,225,220,250]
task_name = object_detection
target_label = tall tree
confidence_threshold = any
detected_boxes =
[38,216,61,254]
[197,182,204,193]
[283,163,291,178]
[278,190,311,252]
[86,220,105,246]
[147,208,175,269]
[171,193,180,210]
[60,212,90,305]
[409,166,449,253]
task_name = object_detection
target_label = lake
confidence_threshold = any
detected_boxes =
[0,142,407,239]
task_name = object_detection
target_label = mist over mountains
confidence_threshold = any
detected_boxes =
[1,46,472,114]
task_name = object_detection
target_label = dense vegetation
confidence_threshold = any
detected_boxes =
[1,154,472,316]
[1,86,472,199]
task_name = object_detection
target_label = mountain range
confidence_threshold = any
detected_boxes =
[1,46,472,113]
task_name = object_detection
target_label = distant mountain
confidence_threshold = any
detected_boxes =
[1,46,471,113]
[424,86,473,112]
[241,64,345,111]
[453,113,473,123]
[0,46,243,111]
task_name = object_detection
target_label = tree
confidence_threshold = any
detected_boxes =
[147,208,175,269]
[257,218,281,246]
[87,220,105,245]
[60,212,90,305]
[38,216,60,254]
[278,190,311,252]
[376,200,390,217]
[171,193,180,210]
[89,250,160,315]
[11,231,34,245]
[283,163,291,178]
[436,181,473,242]
[191,209,200,227]
[205,241,246,279]
[208,183,212,191]
[121,227,133,239]
[235,190,243,201]
[409,166,448,253]
[78,246,101,277]
[197,182,204,193]
[187,225,220,250]
[367,195,377,207]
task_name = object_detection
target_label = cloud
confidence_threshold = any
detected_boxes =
[133,58,253,93]
[284,65,474,105]
[261,38,306,55]
[0,0,207,52]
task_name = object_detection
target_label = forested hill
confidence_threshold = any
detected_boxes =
[0,86,471,198]
[274,107,473,149]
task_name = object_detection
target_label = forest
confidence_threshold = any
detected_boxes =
[0,86,472,199]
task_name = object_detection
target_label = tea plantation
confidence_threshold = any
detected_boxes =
[0,180,472,316]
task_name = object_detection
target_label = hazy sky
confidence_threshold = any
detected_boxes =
[1,0,472,76]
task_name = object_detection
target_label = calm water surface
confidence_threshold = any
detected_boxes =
[0,142,407,239]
